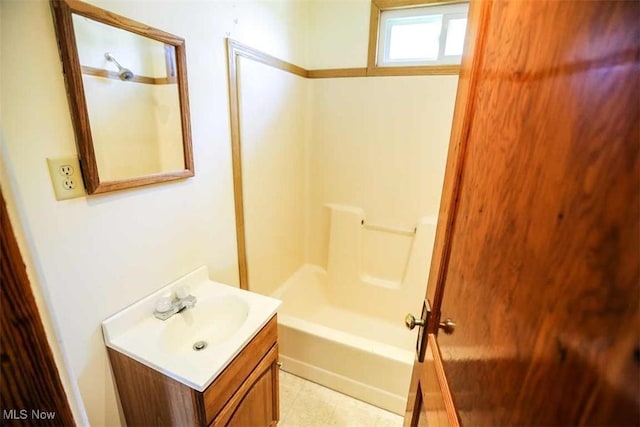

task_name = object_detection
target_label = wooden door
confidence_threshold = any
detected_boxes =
[405,0,639,425]
[0,191,76,426]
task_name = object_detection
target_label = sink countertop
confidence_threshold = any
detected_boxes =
[102,267,281,392]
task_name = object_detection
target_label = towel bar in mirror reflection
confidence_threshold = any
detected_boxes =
[50,0,194,194]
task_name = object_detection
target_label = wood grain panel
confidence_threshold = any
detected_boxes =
[211,345,279,427]
[374,0,468,9]
[202,316,278,424]
[106,315,278,425]
[405,334,459,427]
[0,191,75,426]
[227,39,308,78]
[224,367,272,427]
[367,65,460,76]
[367,0,381,71]
[425,0,488,332]
[89,169,195,195]
[107,348,202,427]
[433,1,640,425]
[405,6,489,427]
[50,0,97,191]
[56,0,185,44]
[307,68,368,78]
[226,37,249,290]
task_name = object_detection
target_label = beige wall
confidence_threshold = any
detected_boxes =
[307,0,371,69]
[0,1,308,425]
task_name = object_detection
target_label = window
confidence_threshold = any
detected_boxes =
[376,2,469,67]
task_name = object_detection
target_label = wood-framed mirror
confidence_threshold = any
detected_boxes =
[50,0,194,194]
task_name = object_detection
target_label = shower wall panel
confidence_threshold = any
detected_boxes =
[306,76,458,270]
[239,58,310,295]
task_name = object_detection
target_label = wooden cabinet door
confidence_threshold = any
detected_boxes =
[405,0,639,425]
[212,345,279,427]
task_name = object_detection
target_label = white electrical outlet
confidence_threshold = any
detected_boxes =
[46,157,86,200]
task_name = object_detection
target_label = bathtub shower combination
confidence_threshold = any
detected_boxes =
[272,204,437,415]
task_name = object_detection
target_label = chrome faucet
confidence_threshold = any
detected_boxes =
[153,288,197,320]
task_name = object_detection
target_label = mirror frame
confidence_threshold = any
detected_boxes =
[50,0,194,194]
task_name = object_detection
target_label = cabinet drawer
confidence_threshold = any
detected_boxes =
[201,315,278,424]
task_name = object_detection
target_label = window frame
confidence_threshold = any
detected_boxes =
[367,0,469,76]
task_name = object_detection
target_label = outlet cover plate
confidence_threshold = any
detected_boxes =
[47,156,86,200]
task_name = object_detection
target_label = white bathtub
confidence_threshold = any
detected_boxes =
[273,264,418,415]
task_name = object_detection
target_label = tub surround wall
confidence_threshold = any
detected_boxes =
[306,76,458,270]
[237,72,458,301]
[326,204,436,323]
[0,1,308,425]
[238,58,309,297]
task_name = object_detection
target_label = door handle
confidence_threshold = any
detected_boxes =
[406,300,431,362]
[439,318,456,335]
[405,313,425,330]
[406,310,456,334]
[406,303,456,363]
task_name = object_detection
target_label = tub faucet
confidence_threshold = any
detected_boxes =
[153,287,197,320]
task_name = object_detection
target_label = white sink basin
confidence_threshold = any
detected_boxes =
[160,294,249,355]
[102,267,281,392]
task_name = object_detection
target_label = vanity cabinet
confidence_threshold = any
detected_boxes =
[107,315,279,426]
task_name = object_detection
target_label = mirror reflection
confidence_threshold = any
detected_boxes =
[72,15,185,181]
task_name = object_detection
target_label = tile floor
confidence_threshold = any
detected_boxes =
[278,371,404,427]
